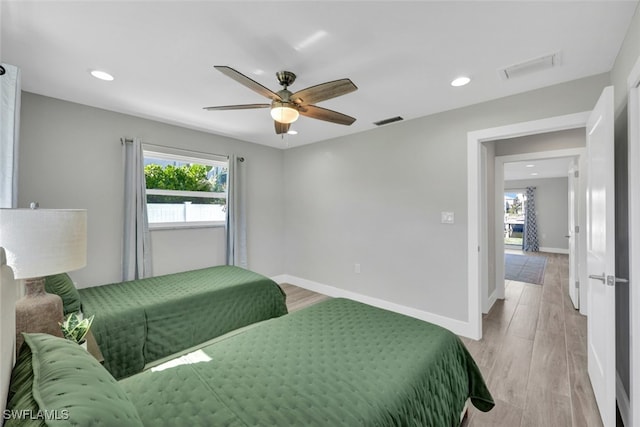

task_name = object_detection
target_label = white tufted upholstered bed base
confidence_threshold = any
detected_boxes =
[0,248,18,420]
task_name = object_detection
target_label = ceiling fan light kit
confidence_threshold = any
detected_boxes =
[270,101,299,124]
[205,66,357,135]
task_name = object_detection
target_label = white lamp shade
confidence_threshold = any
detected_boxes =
[0,209,87,279]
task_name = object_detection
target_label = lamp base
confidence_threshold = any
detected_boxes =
[15,277,64,355]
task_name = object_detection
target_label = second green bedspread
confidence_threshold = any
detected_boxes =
[121,298,494,426]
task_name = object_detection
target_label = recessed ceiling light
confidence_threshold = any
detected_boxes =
[525,164,535,168]
[90,70,114,81]
[451,76,470,87]
[287,129,298,135]
[531,172,539,176]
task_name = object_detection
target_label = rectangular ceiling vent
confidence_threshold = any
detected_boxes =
[499,52,561,80]
[373,116,404,126]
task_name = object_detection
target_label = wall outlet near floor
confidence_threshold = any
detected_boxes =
[354,263,361,274]
[441,211,455,224]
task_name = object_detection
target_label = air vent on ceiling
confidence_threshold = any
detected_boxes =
[373,116,404,126]
[499,52,561,80]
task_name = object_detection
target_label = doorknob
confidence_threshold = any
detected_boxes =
[610,276,629,285]
[589,273,629,286]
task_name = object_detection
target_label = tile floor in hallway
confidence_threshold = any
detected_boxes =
[460,252,604,427]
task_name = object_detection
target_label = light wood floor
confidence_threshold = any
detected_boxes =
[279,253,604,427]
[280,283,331,312]
[461,252,604,427]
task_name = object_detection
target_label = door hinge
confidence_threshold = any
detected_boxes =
[574,170,579,178]
[575,281,580,289]
[575,225,580,233]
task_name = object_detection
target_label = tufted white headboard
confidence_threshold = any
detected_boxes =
[0,248,18,420]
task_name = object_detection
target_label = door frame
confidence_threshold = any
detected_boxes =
[492,148,586,313]
[568,159,581,310]
[626,54,640,427]
[467,111,589,338]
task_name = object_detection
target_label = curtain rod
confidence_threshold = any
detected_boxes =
[120,137,244,161]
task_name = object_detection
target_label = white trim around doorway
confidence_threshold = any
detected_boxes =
[467,111,589,339]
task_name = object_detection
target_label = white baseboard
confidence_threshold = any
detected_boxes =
[539,247,569,255]
[484,289,498,314]
[616,372,631,427]
[273,274,477,338]
[270,274,289,285]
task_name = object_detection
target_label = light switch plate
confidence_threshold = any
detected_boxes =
[441,211,455,224]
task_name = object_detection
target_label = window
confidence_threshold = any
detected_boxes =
[143,146,228,228]
[504,191,527,246]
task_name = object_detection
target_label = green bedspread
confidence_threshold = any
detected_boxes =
[78,266,287,380]
[120,298,494,426]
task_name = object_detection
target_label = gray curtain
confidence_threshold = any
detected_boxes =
[0,64,21,208]
[226,155,247,268]
[523,186,539,252]
[122,137,152,280]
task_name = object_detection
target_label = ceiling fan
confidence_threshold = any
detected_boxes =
[204,66,358,135]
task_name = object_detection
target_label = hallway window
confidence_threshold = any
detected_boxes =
[504,191,527,246]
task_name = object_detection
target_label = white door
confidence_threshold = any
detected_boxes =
[586,86,616,427]
[568,162,579,309]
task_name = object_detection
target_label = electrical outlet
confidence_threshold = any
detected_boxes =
[354,263,361,274]
[441,211,455,224]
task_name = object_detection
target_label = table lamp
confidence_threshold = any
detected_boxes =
[0,206,87,353]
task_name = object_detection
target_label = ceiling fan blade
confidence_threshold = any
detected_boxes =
[299,105,356,126]
[291,79,357,106]
[214,66,282,101]
[275,121,291,135]
[203,104,270,111]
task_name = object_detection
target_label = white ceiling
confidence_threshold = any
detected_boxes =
[1,1,638,149]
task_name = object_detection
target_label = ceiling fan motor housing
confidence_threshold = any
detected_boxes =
[276,71,296,88]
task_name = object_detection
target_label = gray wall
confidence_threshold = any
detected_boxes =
[504,177,569,252]
[284,73,610,322]
[18,92,285,287]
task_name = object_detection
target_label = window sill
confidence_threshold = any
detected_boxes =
[149,222,225,231]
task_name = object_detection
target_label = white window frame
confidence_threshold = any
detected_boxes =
[143,145,228,230]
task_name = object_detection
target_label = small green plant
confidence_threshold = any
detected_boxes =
[59,313,94,344]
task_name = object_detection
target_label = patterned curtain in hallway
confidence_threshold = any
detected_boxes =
[523,186,539,252]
